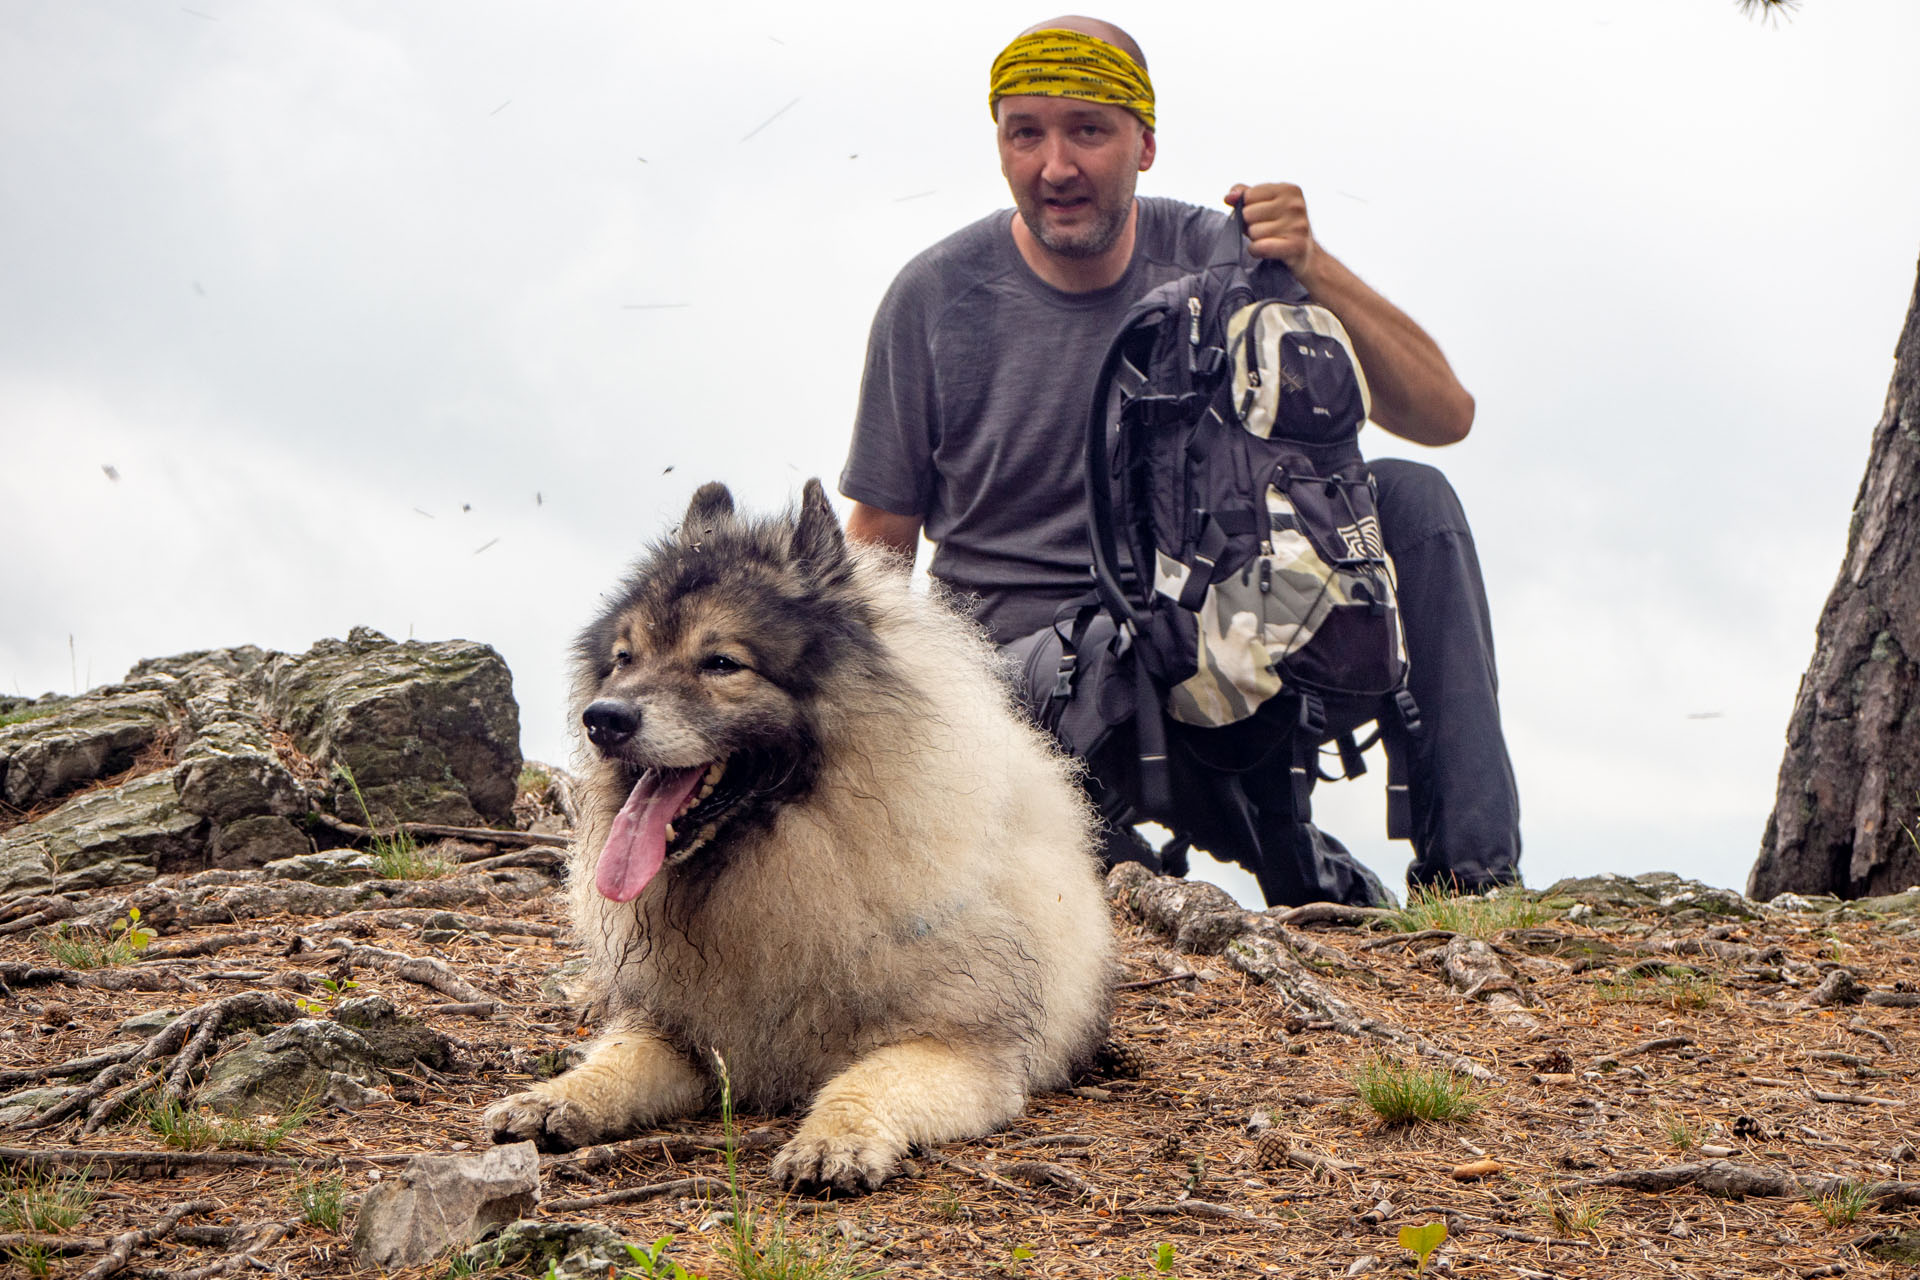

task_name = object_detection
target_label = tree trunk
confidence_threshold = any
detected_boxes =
[1750,256,1920,900]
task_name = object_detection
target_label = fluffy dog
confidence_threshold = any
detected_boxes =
[485,480,1113,1193]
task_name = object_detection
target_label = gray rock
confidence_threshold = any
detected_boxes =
[261,627,522,828]
[332,994,456,1070]
[0,832,54,898]
[21,768,208,892]
[197,1019,389,1116]
[0,1086,81,1128]
[210,815,312,869]
[263,848,381,885]
[477,1219,636,1280]
[117,1009,182,1035]
[0,689,172,809]
[1544,872,1760,918]
[351,1142,540,1270]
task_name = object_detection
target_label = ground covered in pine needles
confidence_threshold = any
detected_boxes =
[2,835,1917,1280]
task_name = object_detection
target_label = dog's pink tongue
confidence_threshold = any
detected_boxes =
[596,767,704,902]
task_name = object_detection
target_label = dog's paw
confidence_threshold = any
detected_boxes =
[483,1089,607,1153]
[769,1132,900,1195]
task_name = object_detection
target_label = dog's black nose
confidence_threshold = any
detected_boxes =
[582,699,640,748]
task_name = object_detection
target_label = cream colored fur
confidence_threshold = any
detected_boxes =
[485,492,1113,1193]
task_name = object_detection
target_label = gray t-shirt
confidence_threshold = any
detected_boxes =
[840,196,1223,644]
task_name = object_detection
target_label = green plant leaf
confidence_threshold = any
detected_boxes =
[1399,1221,1447,1272]
[1152,1241,1177,1273]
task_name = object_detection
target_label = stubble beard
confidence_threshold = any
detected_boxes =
[1017,191,1133,261]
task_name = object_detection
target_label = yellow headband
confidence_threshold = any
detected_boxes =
[988,29,1155,130]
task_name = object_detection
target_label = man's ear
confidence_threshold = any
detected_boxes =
[1138,127,1156,173]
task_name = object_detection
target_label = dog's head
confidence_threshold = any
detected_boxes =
[572,479,884,901]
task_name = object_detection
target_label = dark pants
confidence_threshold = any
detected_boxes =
[1084,459,1521,903]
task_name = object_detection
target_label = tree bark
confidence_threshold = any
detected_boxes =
[1751,254,1920,899]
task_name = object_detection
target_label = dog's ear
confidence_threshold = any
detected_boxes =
[790,478,848,571]
[681,482,735,542]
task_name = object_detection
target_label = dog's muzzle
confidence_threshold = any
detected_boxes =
[583,698,639,751]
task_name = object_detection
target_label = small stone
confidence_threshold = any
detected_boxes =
[1698,1144,1736,1158]
[351,1143,540,1270]
[117,1009,182,1035]
[1345,1256,1381,1276]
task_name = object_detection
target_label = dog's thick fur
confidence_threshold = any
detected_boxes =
[485,480,1113,1192]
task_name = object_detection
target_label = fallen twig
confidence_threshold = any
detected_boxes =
[0,962,192,992]
[0,1145,414,1175]
[1124,1199,1281,1227]
[1810,1089,1902,1106]
[303,908,564,939]
[308,810,569,849]
[545,1175,731,1211]
[1618,1035,1693,1058]
[541,1128,784,1179]
[1267,903,1397,928]
[1115,971,1197,992]
[924,1151,1029,1197]
[150,1215,299,1280]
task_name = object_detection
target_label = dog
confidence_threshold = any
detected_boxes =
[485,479,1114,1193]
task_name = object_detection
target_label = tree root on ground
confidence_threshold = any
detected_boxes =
[76,1199,218,1280]
[319,938,496,1004]
[18,990,299,1136]
[1569,1160,1920,1207]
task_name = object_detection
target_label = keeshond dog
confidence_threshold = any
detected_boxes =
[485,480,1113,1193]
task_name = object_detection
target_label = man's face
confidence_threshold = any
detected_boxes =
[996,95,1155,261]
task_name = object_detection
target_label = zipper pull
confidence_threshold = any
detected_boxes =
[1187,295,1202,347]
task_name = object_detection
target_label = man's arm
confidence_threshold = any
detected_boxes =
[1227,182,1474,447]
[846,501,923,567]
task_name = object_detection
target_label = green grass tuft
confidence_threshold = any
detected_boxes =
[292,1171,349,1233]
[142,1094,318,1153]
[1388,885,1547,937]
[1536,1187,1614,1237]
[0,1165,97,1233]
[332,762,454,880]
[1809,1179,1873,1228]
[1593,967,1719,1011]
[1350,1057,1482,1126]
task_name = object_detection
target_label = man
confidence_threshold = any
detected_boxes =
[839,16,1519,902]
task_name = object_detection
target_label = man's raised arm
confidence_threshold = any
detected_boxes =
[1228,182,1475,447]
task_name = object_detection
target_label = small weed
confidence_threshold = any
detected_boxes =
[1537,1188,1614,1237]
[35,907,154,969]
[1810,1179,1872,1228]
[1389,885,1547,937]
[1661,1113,1700,1153]
[294,975,360,1017]
[143,1094,318,1153]
[0,1165,97,1232]
[623,1235,705,1279]
[0,702,63,729]
[517,763,553,796]
[1350,1057,1482,1126]
[710,1056,876,1280]
[333,763,453,880]
[1398,1220,1447,1275]
[3,1240,53,1280]
[293,1171,348,1233]
[445,1241,506,1279]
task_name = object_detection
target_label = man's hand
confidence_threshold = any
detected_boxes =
[1225,182,1315,277]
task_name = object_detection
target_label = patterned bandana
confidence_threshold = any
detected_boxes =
[988,29,1155,130]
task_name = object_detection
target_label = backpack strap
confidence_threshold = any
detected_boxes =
[1288,691,1327,823]
[1381,688,1423,841]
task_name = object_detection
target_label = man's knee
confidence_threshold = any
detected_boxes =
[1370,458,1471,550]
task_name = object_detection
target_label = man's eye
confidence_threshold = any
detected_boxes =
[700,653,745,674]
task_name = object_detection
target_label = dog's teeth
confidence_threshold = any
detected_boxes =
[664,823,677,841]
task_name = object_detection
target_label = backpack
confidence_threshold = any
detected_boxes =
[1067,208,1422,836]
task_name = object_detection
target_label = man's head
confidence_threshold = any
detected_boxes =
[990,17,1155,262]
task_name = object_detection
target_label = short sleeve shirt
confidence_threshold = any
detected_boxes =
[840,197,1223,644]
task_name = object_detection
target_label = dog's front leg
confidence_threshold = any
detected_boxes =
[485,1029,707,1152]
[770,1038,1025,1194]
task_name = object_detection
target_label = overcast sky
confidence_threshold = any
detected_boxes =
[4,1,1917,903]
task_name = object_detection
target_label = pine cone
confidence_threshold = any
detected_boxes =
[1147,1132,1183,1162]
[1092,1037,1148,1080]
[1254,1130,1290,1170]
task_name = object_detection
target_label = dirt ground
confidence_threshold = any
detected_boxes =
[2,841,1917,1280]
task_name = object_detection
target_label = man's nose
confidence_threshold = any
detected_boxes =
[1038,133,1078,186]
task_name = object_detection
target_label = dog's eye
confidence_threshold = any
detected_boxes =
[613,648,632,668]
[700,653,746,675]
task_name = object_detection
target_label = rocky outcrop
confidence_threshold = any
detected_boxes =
[351,1142,541,1270]
[0,630,523,897]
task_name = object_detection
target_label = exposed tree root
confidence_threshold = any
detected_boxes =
[0,1044,143,1089]
[0,963,194,992]
[544,1175,732,1211]
[0,1145,412,1175]
[309,810,569,849]
[18,990,299,1136]
[1438,936,1540,1030]
[1569,1160,1920,1207]
[77,1199,217,1280]
[321,938,495,1004]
